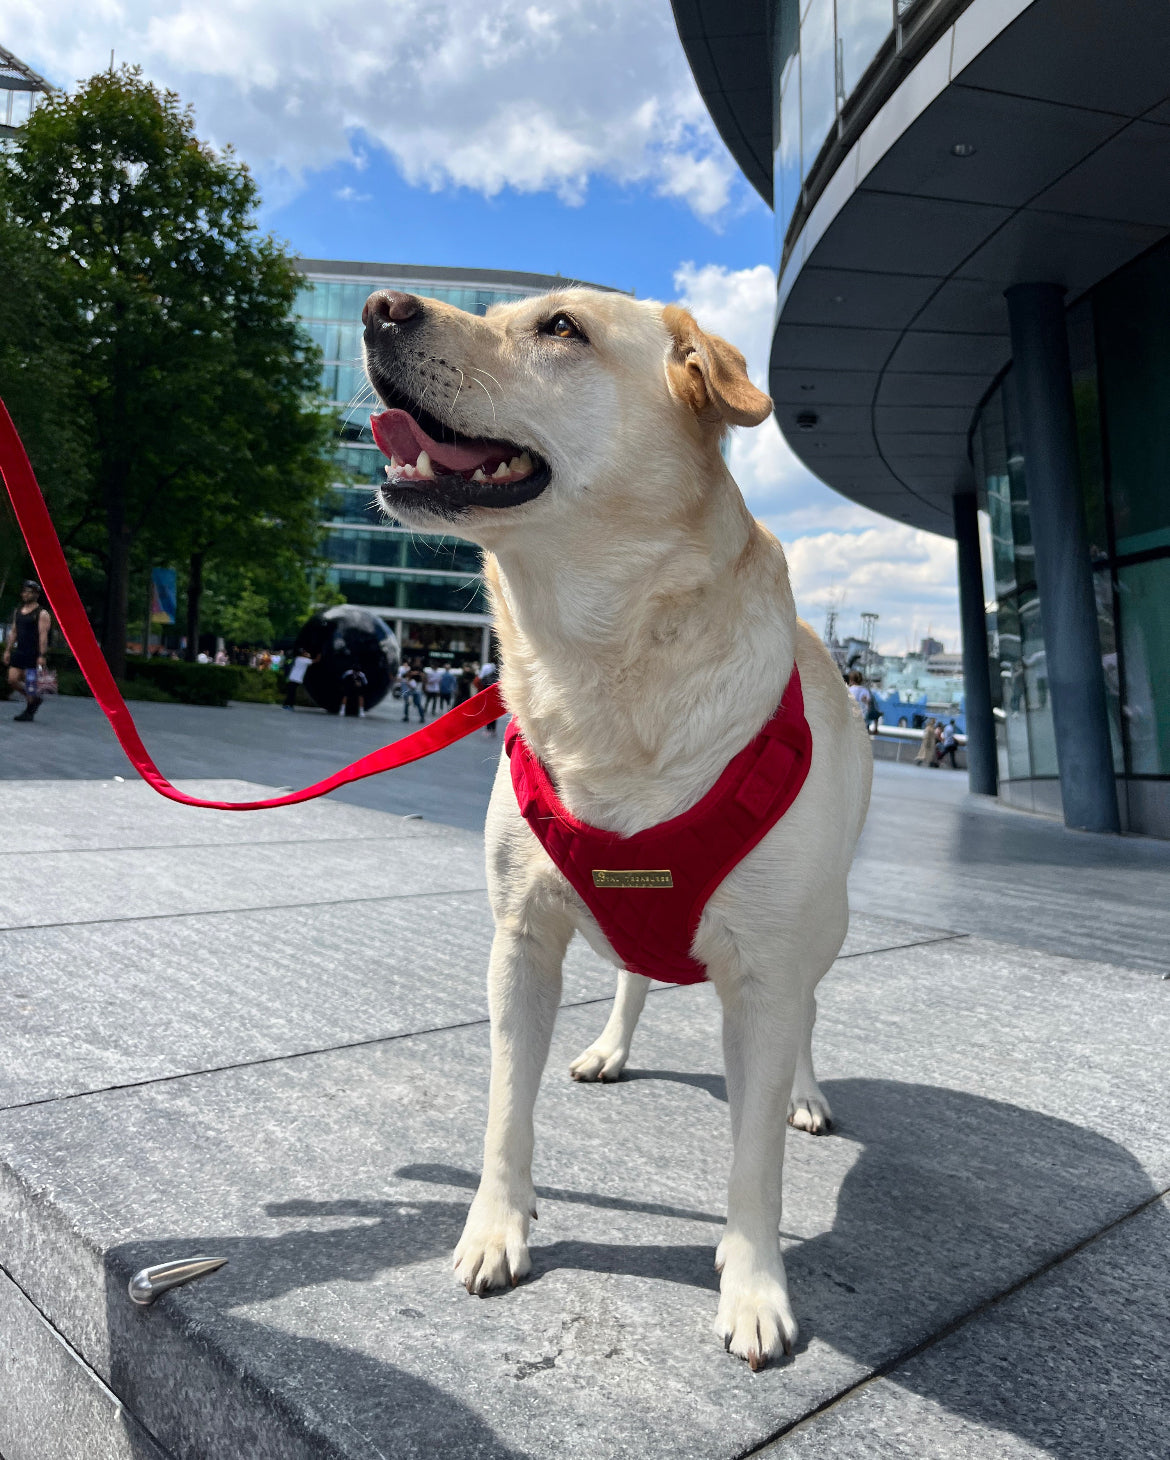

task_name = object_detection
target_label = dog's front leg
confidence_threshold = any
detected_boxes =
[713,976,804,1369]
[454,918,569,1295]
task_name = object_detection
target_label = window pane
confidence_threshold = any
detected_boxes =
[1019,589,1057,777]
[800,0,837,180]
[1096,238,1170,556]
[776,49,802,245]
[1117,556,1170,774]
[994,594,1030,781]
[836,0,893,102]
[1092,566,1126,773]
[1002,372,1037,590]
[1068,299,1110,563]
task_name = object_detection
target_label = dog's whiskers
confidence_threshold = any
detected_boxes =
[467,373,498,431]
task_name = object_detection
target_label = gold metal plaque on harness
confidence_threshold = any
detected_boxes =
[591,869,674,889]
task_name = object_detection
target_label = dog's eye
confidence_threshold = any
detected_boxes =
[543,313,587,342]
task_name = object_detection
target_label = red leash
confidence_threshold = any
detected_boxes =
[0,398,505,810]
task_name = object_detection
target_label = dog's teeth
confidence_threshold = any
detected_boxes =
[416,451,435,479]
[516,452,533,475]
[508,455,523,473]
[390,455,403,468]
[471,467,487,482]
[493,462,509,479]
[384,464,392,480]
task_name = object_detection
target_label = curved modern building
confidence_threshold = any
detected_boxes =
[675,0,1170,837]
[293,260,621,665]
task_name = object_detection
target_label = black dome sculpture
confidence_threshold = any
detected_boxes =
[293,606,399,715]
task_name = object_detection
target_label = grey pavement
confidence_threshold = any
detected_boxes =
[0,689,503,831]
[0,702,1167,1459]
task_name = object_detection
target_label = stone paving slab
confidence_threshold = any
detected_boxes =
[0,781,952,1110]
[848,762,1170,977]
[0,693,505,832]
[0,779,462,854]
[0,830,487,931]
[766,1195,1170,1460]
[0,898,950,1110]
[0,935,1165,1460]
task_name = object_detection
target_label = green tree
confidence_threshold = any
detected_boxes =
[0,66,333,677]
[0,212,91,607]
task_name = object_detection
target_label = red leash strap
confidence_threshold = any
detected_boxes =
[0,398,505,810]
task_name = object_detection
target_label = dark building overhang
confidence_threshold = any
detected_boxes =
[674,0,1170,538]
[670,0,772,206]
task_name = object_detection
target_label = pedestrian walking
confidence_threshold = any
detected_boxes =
[439,665,456,711]
[455,661,477,706]
[4,580,51,723]
[914,717,937,767]
[847,670,877,734]
[402,666,427,723]
[424,663,443,715]
[476,659,500,736]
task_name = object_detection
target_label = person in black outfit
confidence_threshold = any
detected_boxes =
[340,664,369,718]
[4,580,51,722]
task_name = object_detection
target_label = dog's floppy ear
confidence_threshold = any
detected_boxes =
[663,304,773,428]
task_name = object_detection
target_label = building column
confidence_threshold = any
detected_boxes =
[1004,283,1119,832]
[480,625,491,666]
[953,493,997,797]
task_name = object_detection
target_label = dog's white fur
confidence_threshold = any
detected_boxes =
[365,287,872,1369]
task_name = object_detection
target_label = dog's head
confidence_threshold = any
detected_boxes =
[362,287,771,541]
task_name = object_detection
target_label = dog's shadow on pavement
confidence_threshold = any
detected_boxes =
[103,1077,1164,1459]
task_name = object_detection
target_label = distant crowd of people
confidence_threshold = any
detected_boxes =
[396,659,500,734]
[847,669,960,768]
[916,716,961,770]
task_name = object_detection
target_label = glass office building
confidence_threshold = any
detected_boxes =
[0,44,49,140]
[293,260,616,664]
[675,0,1170,836]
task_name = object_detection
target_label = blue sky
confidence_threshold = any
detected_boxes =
[263,151,775,305]
[6,0,960,653]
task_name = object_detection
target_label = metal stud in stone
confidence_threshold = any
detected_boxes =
[128,1256,227,1307]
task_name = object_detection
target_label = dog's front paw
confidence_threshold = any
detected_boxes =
[569,1041,629,1082]
[787,1086,833,1134]
[713,1239,797,1371]
[453,1193,532,1296]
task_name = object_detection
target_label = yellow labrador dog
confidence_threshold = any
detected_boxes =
[363,286,872,1370]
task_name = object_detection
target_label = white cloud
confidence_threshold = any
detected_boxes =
[5,0,740,220]
[673,262,960,654]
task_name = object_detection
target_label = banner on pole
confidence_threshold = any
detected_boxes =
[150,568,176,625]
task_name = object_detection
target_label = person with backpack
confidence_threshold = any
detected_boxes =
[846,670,873,732]
[5,580,51,723]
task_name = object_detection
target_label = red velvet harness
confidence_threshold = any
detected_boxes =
[505,667,812,985]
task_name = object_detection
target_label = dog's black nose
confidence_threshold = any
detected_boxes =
[363,290,422,328]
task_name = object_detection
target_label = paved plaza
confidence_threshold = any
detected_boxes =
[0,693,1167,1458]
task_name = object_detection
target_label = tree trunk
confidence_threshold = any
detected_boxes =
[101,326,131,680]
[185,551,204,661]
[102,495,131,681]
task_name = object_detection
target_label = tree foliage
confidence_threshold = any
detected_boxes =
[0,66,333,672]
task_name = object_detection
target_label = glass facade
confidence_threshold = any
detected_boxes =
[291,267,549,643]
[772,0,906,251]
[973,234,1170,802]
[973,381,1059,785]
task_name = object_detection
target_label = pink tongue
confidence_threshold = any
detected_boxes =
[370,410,499,472]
